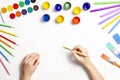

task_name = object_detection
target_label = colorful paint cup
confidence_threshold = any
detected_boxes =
[33,5,39,11]
[64,2,71,10]
[19,1,25,7]
[1,7,7,14]
[13,3,19,9]
[72,16,80,24]
[73,7,81,15]
[42,14,50,22]
[9,13,15,19]
[54,4,62,11]
[56,15,64,23]
[83,2,91,10]
[7,5,13,11]
[16,11,21,17]
[42,1,50,10]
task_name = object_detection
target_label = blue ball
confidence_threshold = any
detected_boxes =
[54,4,62,11]
[42,14,50,22]
[83,2,91,10]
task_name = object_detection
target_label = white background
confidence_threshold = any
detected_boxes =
[0,0,120,80]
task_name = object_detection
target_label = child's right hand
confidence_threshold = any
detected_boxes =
[72,45,91,66]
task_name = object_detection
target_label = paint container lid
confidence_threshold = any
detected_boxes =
[1,7,7,13]
[54,4,62,11]
[83,2,91,10]
[64,2,71,10]
[31,0,36,3]
[72,16,80,24]
[13,3,19,9]
[42,14,50,22]
[19,1,25,7]
[73,7,81,15]
[42,1,50,10]
[16,11,21,17]
[56,15,64,23]
[33,5,39,11]
[7,5,13,11]
[25,0,30,5]
[10,13,15,19]
[22,9,27,15]
[27,7,33,13]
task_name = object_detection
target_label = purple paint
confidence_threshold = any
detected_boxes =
[22,9,27,15]
[90,4,120,12]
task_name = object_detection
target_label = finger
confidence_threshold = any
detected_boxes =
[34,58,40,68]
[72,50,82,60]
[27,55,39,65]
[72,45,82,52]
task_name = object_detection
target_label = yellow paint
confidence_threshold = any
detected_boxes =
[1,7,7,13]
[7,5,13,11]
[56,15,64,23]
[42,1,50,10]
[73,7,81,15]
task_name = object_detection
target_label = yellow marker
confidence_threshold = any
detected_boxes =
[7,5,13,11]
[42,1,50,10]
[0,30,17,37]
[1,7,7,14]
[73,7,81,15]
[63,46,88,57]
[0,39,14,49]
[56,15,64,23]
[102,15,120,29]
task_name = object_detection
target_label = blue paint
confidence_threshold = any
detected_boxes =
[83,2,91,10]
[113,33,120,44]
[25,0,30,5]
[54,4,62,11]
[42,14,50,22]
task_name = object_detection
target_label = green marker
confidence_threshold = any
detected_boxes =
[0,44,14,57]
[0,24,14,28]
[94,1,120,5]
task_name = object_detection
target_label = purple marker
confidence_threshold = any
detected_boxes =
[99,11,120,25]
[90,4,120,12]
[100,8,120,17]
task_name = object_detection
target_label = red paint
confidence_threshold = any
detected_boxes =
[9,13,15,19]
[13,3,19,9]
[72,16,80,24]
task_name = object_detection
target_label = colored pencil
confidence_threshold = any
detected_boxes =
[108,19,120,34]
[0,24,14,28]
[90,4,120,12]
[0,39,14,49]
[101,54,120,68]
[102,15,120,29]
[0,30,17,37]
[100,8,120,18]
[0,57,10,75]
[0,44,14,57]
[63,46,88,57]
[0,35,18,45]
[0,50,10,63]
[94,1,120,5]
[0,12,5,23]
[99,11,120,25]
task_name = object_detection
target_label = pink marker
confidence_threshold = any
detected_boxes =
[0,57,10,75]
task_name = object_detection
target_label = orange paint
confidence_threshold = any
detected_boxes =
[16,11,21,17]
[1,7,7,13]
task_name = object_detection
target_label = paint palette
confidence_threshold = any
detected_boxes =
[0,0,91,25]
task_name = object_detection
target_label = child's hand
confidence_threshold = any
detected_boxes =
[72,45,91,66]
[21,53,40,80]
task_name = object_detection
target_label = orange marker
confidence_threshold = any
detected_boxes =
[0,39,14,49]
[101,54,120,68]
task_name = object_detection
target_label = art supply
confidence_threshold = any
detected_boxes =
[99,11,120,25]
[82,2,91,10]
[63,2,71,10]
[42,1,50,10]
[106,42,120,59]
[0,24,13,28]
[21,9,27,15]
[108,19,120,34]
[33,5,39,11]
[90,4,120,12]
[56,15,64,23]
[13,3,19,9]
[0,50,10,63]
[0,44,14,57]
[100,8,120,18]
[25,0,30,5]
[0,39,14,49]
[73,7,81,15]
[1,7,7,14]
[113,33,120,44]
[0,57,10,75]
[9,13,15,19]
[0,12,5,23]
[19,1,25,7]
[72,16,80,24]
[0,30,17,37]
[102,15,120,29]
[63,46,88,57]
[101,53,120,69]
[54,4,62,11]
[0,35,17,45]
[94,1,120,5]
[31,0,36,3]
[7,5,13,12]
[16,11,21,17]
[27,7,33,13]
[42,14,50,22]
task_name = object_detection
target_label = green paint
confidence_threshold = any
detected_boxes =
[19,1,25,7]
[27,7,33,13]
